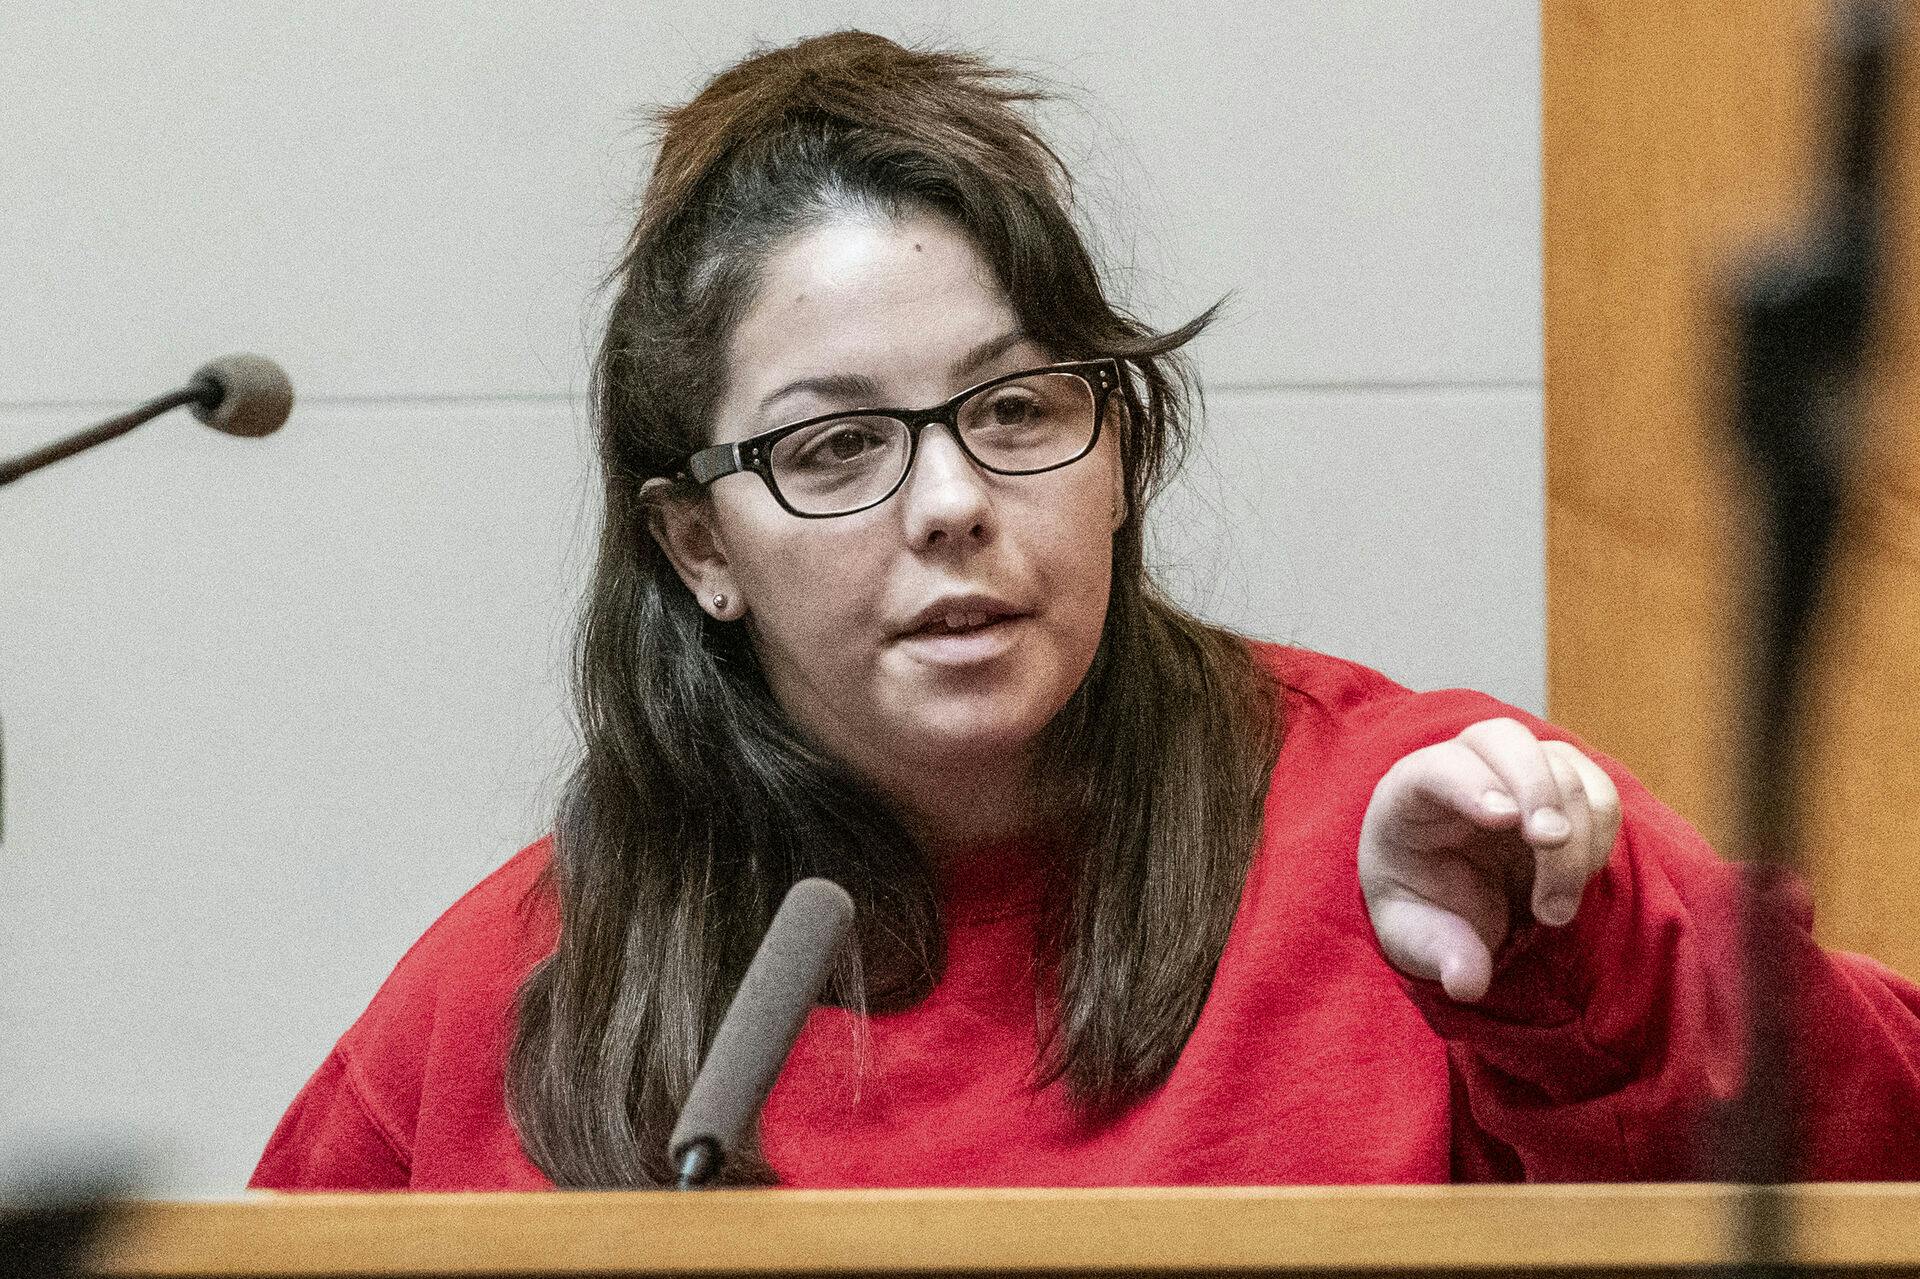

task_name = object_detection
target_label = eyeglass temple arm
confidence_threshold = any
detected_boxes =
[682,442,747,485]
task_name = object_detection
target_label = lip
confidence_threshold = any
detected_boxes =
[892,593,1031,667]
[895,593,1029,639]
[894,614,1027,667]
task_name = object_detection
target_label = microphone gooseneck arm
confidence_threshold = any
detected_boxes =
[0,354,292,489]
[0,384,208,488]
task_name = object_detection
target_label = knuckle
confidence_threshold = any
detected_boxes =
[1395,741,1461,786]
[1552,764,1584,806]
[1460,715,1528,744]
[1542,741,1593,799]
[1382,748,1431,785]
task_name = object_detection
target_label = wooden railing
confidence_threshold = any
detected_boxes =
[85,1184,1920,1276]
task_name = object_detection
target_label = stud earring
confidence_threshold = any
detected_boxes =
[711,593,729,615]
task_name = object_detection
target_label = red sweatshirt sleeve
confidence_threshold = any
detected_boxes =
[250,1050,411,1190]
[1388,716,1920,1181]
[248,841,558,1191]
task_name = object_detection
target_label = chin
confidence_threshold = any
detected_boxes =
[901,688,1066,760]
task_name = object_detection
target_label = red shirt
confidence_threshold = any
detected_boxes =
[251,645,1920,1188]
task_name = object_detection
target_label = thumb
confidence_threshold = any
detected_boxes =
[1371,895,1494,1003]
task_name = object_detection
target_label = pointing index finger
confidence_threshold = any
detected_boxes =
[1530,746,1592,925]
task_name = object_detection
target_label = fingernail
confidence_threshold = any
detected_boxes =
[1537,895,1577,926]
[1481,790,1518,815]
[1531,808,1570,840]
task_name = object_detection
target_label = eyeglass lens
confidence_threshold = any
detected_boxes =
[767,371,1098,515]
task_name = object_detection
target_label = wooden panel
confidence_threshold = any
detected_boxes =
[1546,0,1920,975]
[77,1185,1920,1276]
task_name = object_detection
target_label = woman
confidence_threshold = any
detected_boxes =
[251,31,1920,1190]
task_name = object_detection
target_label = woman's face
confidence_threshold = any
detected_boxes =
[658,212,1124,796]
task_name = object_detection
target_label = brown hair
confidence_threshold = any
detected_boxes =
[506,30,1283,1187]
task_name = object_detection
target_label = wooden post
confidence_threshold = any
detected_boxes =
[1546,0,1920,976]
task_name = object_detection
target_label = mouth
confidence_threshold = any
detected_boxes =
[905,608,1021,638]
[894,599,1031,664]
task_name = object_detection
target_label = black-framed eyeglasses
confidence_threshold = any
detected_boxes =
[664,358,1123,518]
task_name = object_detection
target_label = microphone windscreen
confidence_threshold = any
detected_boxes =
[188,353,293,438]
[668,878,855,1173]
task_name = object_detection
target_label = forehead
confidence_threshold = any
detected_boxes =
[719,214,1025,424]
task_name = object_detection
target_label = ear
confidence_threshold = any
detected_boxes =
[642,478,745,621]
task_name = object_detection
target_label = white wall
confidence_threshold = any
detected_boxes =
[0,2,1541,1195]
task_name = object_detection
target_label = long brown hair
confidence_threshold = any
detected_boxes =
[506,30,1283,1187]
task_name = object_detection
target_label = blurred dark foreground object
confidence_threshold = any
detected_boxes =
[1724,0,1900,1276]
[0,1170,128,1279]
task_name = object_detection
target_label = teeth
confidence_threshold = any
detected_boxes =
[940,610,990,631]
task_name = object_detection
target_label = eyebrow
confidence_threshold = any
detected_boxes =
[755,329,1033,419]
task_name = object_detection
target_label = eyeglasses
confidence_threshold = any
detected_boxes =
[665,359,1122,518]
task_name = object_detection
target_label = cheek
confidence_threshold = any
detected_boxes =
[1049,454,1123,592]
[722,507,889,648]
[1056,529,1117,645]
[1024,483,1120,661]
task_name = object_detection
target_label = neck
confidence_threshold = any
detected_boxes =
[877,749,1042,862]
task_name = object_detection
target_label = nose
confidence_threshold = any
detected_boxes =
[898,423,993,548]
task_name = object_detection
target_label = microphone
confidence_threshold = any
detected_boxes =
[186,353,295,439]
[0,354,293,488]
[668,877,855,1189]
[1722,2,1897,1274]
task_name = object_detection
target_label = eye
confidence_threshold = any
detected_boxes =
[985,391,1042,426]
[812,423,883,462]
[780,417,899,471]
[824,425,877,459]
